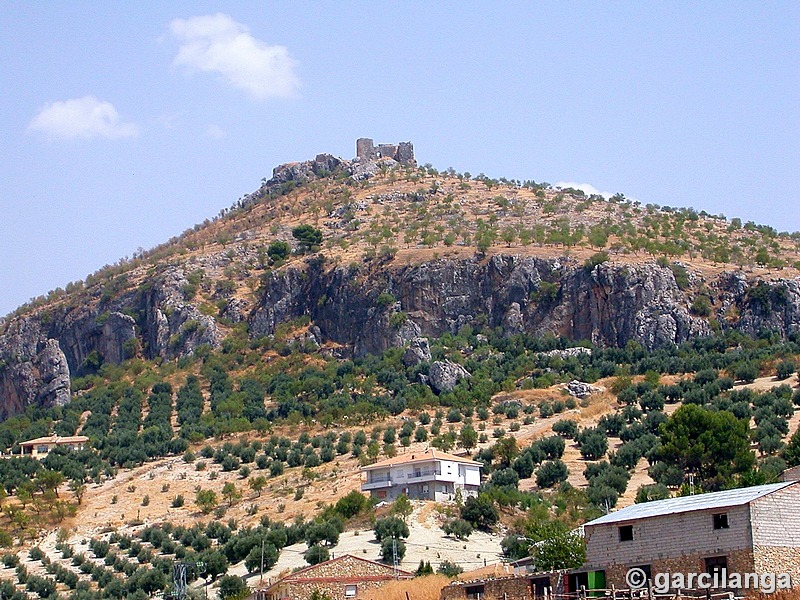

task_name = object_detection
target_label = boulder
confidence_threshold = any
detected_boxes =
[428,360,471,393]
[403,337,432,367]
[565,380,602,398]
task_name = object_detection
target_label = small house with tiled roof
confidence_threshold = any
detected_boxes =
[360,449,481,501]
[260,554,412,600]
[19,435,89,457]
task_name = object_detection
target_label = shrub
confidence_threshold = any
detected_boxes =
[303,544,329,566]
[535,460,569,488]
[776,360,796,380]
[460,495,499,531]
[441,519,473,540]
[292,225,323,253]
[267,240,291,263]
[438,560,463,578]
[552,419,578,439]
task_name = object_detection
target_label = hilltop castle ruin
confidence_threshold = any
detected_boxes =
[356,138,415,165]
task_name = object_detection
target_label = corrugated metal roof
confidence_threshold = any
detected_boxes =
[585,481,797,526]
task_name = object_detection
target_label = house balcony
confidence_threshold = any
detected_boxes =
[362,476,393,491]
[406,470,441,483]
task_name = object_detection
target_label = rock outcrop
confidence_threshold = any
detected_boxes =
[403,337,432,367]
[428,360,472,393]
[3,251,800,420]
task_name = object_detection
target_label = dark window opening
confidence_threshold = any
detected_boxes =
[619,525,633,542]
[531,577,551,598]
[465,585,485,600]
[713,513,729,529]
[705,556,728,577]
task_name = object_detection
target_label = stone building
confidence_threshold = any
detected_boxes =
[361,449,481,502]
[356,138,415,165]
[259,554,412,600]
[583,481,800,591]
[440,568,569,600]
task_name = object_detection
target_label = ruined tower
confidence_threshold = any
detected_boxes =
[355,138,415,165]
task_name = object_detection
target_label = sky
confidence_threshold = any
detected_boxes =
[1,2,798,316]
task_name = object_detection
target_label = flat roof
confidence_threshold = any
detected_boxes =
[585,481,797,527]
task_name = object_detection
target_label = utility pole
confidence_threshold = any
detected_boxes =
[392,538,398,579]
[260,538,265,583]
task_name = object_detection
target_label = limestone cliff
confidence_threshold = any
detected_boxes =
[2,249,800,419]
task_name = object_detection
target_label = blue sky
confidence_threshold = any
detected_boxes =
[1,2,798,316]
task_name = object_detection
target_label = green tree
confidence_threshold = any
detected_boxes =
[218,575,247,600]
[68,479,86,505]
[783,429,800,467]
[416,560,434,575]
[245,543,278,574]
[459,424,478,451]
[248,476,267,497]
[195,489,218,514]
[222,482,241,506]
[35,470,64,498]
[292,225,323,252]
[380,537,406,564]
[460,494,498,531]
[532,529,586,571]
[303,544,329,566]
[535,460,569,488]
[373,516,409,542]
[658,404,755,489]
[391,494,413,523]
[442,518,473,540]
[267,240,291,263]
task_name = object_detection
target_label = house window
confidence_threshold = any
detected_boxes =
[465,585,484,599]
[712,513,729,529]
[619,525,633,542]
[345,584,357,597]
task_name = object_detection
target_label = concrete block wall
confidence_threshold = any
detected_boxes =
[585,505,753,566]
[749,484,800,547]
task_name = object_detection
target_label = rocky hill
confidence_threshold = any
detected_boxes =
[3,148,800,600]
[2,150,800,419]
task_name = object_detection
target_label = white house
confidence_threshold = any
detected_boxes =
[19,435,89,458]
[360,449,481,501]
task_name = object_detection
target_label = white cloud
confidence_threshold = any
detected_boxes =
[28,96,139,140]
[554,181,613,199]
[170,13,299,100]
[206,124,226,139]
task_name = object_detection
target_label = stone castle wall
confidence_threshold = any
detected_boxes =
[356,138,415,165]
